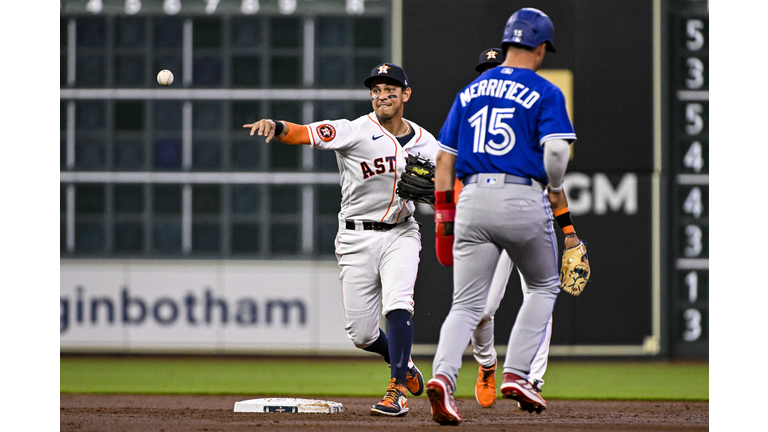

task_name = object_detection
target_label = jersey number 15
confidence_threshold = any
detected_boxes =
[468,106,517,156]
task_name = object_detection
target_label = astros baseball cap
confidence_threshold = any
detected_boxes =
[363,63,409,89]
[475,48,505,72]
[502,7,557,53]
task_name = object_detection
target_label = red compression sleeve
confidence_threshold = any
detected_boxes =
[434,190,456,266]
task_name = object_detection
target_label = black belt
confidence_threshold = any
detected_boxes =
[463,173,533,186]
[345,216,412,231]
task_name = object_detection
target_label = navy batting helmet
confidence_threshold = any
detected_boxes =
[501,8,556,53]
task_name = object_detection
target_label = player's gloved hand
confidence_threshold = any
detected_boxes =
[434,190,456,266]
[397,153,436,204]
[560,240,590,296]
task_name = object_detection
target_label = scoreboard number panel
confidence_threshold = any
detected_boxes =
[667,0,708,357]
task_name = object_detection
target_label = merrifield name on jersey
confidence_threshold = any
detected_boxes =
[459,79,540,109]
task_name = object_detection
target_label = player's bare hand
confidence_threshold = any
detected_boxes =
[564,234,580,249]
[243,119,277,142]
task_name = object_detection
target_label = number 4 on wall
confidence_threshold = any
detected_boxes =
[683,141,704,173]
[683,187,703,218]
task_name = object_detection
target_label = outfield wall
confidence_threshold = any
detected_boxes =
[60,260,357,354]
[59,0,708,359]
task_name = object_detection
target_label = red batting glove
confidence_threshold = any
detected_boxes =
[434,190,455,266]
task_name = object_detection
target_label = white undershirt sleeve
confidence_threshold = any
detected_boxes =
[543,139,570,192]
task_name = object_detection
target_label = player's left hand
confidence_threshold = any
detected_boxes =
[397,153,436,204]
[564,233,580,249]
[560,240,590,296]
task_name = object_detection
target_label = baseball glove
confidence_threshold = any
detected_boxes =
[560,241,590,296]
[396,153,435,204]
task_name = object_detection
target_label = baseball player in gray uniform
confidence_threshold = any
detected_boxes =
[426,9,583,425]
[469,47,557,408]
[245,63,439,417]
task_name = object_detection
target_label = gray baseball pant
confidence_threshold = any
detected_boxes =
[432,179,561,391]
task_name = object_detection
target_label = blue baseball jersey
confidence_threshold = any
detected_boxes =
[437,67,576,185]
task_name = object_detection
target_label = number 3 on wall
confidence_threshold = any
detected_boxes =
[684,225,702,257]
[683,308,702,342]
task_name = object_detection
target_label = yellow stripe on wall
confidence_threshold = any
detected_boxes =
[538,69,575,158]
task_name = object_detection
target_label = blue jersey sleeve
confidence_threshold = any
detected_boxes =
[537,85,576,145]
[437,96,462,156]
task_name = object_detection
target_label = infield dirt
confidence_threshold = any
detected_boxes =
[61,394,708,431]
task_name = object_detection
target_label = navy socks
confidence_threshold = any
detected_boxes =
[362,328,390,364]
[386,309,413,384]
[361,310,414,384]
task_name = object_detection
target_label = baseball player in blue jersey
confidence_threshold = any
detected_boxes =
[469,47,566,408]
[426,9,586,425]
[245,63,438,417]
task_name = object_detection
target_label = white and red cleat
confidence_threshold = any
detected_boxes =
[500,373,547,414]
[426,374,462,425]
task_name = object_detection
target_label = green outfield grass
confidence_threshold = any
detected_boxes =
[60,356,708,401]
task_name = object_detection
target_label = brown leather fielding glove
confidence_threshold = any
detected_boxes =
[560,241,590,296]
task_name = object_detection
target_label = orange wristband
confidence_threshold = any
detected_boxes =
[278,121,311,145]
[554,207,575,235]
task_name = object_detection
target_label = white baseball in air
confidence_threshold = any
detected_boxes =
[157,70,174,86]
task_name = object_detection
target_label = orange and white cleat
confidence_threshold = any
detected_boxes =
[475,360,497,408]
[405,360,425,396]
[371,378,409,417]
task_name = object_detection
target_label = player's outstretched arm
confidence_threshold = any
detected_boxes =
[243,119,310,145]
